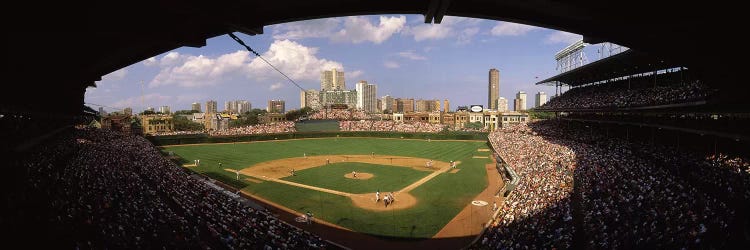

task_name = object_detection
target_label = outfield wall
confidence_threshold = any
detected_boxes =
[147,131,488,146]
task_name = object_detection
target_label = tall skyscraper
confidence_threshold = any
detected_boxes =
[301,90,321,110]
[416,99,441,112]
[488,68,500,110]
[516,91,527,111]
[402,98,415,113]
[355,80,378,113]
[498,97,508,112]
[381,95,394,112]
[535,92,547,108]
[267,100,285,113]
[237,100,251,113]
[443,99,450,113]
[206,100,217,114]
[320,68,345,91]
[513,98,522,111]
[224,101,233,112]
[191,102,201,112]
[159,106,170,114]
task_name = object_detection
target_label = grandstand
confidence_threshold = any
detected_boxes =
[5,2,750,249]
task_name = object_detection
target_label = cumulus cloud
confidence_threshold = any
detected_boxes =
[246,39,343,81]
[102,68,127,81]
[148,40,345,88]
[272,18,341,40]
[458,27,480,44]
[331,16,406,44]
[112,93,172,109]
[397,50,427,60]
[384,61,400,69]
[150,51,250,88]
[491,22,539,36]
[546,31,583,44]
[143,57,157,66]
[404,16,482,43]
[269,82,283,91]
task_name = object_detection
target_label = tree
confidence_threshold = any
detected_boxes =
[173,110,200,115]
[229,109,267,127]
[141,110,156,115]
[464,121,484,130]
[172,115,204,131]
[285,107,313,121]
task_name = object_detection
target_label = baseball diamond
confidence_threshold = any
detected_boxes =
[165,137,499,239]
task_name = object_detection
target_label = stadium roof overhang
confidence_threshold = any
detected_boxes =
[534,50,683,87]
[4,0,745,114]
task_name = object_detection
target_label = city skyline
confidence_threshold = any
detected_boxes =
[84,15,590,113]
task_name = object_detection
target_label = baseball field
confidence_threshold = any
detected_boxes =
[164,137,493,238]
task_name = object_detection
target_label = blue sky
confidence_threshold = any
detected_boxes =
[86,15,607,113]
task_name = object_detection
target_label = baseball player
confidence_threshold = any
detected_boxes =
[375,191,380,202]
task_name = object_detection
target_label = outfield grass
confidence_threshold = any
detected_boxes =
[281,162,431,194]
[165,137,490,238]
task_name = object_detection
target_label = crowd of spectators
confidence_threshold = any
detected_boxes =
[475,120,746,249]
[209,121,296,136]
[21,128,327,249]
[308,109,369,120]
[339,120,445,133]
[148,130,204,136]
[540,79,715,110]
[481,123,576,249]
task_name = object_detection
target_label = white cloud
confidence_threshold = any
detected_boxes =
[272,18,341,40]
[331,16,406,44]
[150,51,250,88]
[546,31,583,44]
[397,50,427,60]
[246,39,344,81]
[269,82,283,91]
[384,61,400,69]
[102,68,127,81]
[349,70,364,79]
[458,27,480,44]
[112,93,172,109]
[148,40,345,89]
[491,22,539,36]
[143,57,157,66]
[404,16,482,43]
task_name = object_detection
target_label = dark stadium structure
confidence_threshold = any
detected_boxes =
[4,1,749,249]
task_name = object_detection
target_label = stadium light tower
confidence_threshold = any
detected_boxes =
[555,40,587,73]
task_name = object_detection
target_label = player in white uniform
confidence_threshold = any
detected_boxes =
[375,191,380,202]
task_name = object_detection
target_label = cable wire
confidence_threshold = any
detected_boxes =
[227,32,307,92]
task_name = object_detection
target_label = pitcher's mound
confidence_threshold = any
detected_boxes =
[344,173,374,179]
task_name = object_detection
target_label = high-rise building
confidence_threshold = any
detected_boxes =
[320,68,346,91]
[401,98,415,113]
[191,102,201,112]
[355,80,378,113]
[123,107,133,115]
[516,91,527,111]
[535,92,547,108]
[416,99,441,112]
[98,107,108,116]
[301,90,321,110]
[206,100,218,114]
[267,100,285,113]
[498,97,509,112]
[489,68,500,110]
[159,105,170,114]
[237,100,251,113]
[443,99,450,113]
[145,107,155,112]
[320,90,357,109]
[377,99,382,112]
[513,98,522,111]
[381,95,394,112]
